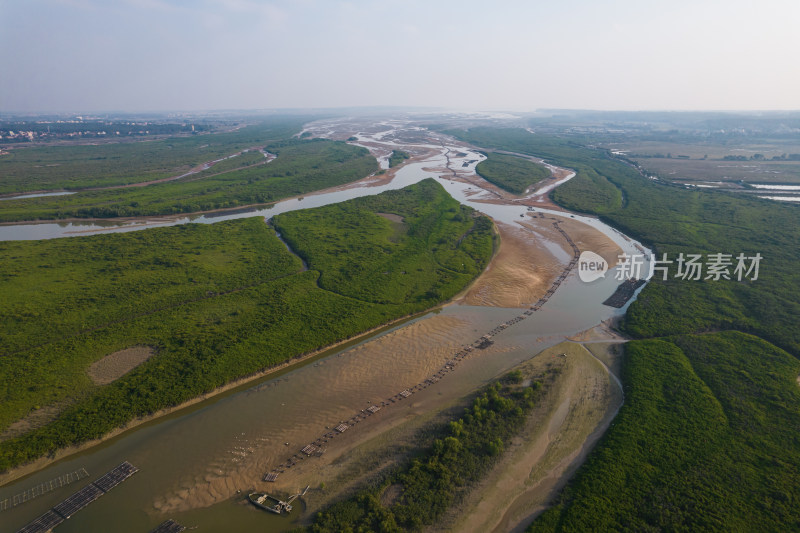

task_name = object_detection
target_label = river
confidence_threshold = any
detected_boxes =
[0,119,652,533]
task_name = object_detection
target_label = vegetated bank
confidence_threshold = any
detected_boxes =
[474,151,550,195]
[0,179,495,473]
[0,118,308,194]
[388,150,411,168]
[306,364,563,533]
[0,137,377,222]
[446,127,800,530]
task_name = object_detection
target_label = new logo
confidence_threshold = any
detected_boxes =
[578,251,607,282]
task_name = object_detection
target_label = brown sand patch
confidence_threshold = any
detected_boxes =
[0,402,71,443]
[376,212,405,223]
[545,214,622,268]
[518,215,621,271]
[87,346,155,385]
[380,484,403,507]
[463,222,562,308]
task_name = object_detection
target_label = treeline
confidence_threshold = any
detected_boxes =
[0,181,494,472]
[723,153,800,161]
[0,138,378,222]
[474,152,550,194]
[308,369,555,532]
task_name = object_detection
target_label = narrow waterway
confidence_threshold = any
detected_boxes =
[1,120,652,533]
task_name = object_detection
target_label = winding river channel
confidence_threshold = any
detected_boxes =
[1,119,652,533]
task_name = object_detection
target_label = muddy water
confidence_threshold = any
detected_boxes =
[1,120,652,533]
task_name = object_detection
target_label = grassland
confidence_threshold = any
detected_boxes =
[0,118,306,194]
[0,138,377,222]
[474,152,550,194]
[444,127,800,531]
[0,179,495,472]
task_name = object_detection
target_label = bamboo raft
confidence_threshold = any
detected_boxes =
[603,278,646,308]
[1,469,89,512]
[16,462,138,533]
[149,519,186,533]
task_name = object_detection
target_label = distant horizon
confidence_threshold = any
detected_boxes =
[3,107,800,118]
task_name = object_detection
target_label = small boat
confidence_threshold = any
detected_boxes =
[249,485,309,515]
[249,493,287,514]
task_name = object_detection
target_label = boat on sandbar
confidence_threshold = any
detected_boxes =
[249,485,309,515]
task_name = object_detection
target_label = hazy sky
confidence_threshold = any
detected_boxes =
[2,0,799,113]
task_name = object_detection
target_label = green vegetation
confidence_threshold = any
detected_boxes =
[273,184,494,305]
[529,332,800,532]
[474,152,550,194]
[308,366,558,532]
[445,126,800,531]
[0,119,305,193]
[0,179,494,471]
[0,138,377,222]
[388,150,411,168]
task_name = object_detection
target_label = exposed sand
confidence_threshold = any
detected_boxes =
[376,212,405,224]
[463,212,623,309]
[87,346,155,385]
[519,214,622,269]
[463,222,562,307]
[443,341,624,533]
[152,312,520,514]
[0,402,70,443]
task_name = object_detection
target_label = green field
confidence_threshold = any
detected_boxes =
[0,179,495,471]
[444,127,800,531]
[0,119,307,194]
[474,152,550,194]
[0,138,377,222]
